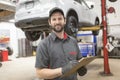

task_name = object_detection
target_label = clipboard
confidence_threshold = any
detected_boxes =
[62,56,97,77]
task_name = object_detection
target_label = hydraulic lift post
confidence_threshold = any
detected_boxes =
[101,0,110,74]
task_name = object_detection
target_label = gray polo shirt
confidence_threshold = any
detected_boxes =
[35,32,82,80]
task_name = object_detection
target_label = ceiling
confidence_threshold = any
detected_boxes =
[0,0,16,22]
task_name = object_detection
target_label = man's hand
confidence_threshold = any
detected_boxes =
[62,60,79,75]
[77,66,87,76]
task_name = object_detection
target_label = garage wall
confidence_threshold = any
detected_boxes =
[0,22,25,57]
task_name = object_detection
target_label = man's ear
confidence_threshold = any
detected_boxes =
[48,19,51,25]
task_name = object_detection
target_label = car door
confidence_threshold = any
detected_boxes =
[71,0,84,23]
[72,0,86,24]
[73,0,91,25]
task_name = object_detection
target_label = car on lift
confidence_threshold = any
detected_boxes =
[15,0,100,41]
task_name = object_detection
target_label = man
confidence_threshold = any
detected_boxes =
[35,8,87,80]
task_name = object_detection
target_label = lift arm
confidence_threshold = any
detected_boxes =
[79,25,101,31]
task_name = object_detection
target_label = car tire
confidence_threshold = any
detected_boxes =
[65,16,78,38]
[40,32,49,40]
[25,31,41,41]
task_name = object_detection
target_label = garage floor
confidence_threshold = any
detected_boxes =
[0,56,120,80]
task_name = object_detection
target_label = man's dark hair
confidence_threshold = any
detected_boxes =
[49,7,65,18]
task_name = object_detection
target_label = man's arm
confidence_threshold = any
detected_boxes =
[36,68,62,79]
[36,60,79,79]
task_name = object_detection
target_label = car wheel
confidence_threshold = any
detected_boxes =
[25,31,41,41]
[40,32,44,40]
[92,19,99,35]
[40,32,49,40]
[65,16,78,38]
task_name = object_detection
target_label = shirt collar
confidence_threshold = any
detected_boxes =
[50,32,69,41]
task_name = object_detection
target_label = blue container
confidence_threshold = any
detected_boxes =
[78,43,95,57]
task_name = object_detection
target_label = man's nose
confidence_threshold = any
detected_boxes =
[56,19,60,24]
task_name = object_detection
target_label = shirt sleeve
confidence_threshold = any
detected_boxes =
[35,40,49,68]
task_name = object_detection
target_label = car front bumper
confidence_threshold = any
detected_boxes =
[15,17,50,30]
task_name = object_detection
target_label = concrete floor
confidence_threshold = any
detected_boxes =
[0,56,120,80]
[0,57,36,80]
[78,57,120,80]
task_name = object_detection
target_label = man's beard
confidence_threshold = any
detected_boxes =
[52,24,64,33]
